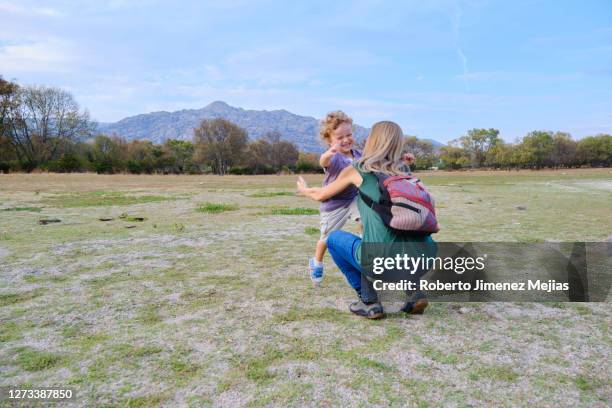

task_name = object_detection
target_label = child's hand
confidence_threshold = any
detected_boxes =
[326,143,341,155]
[319,143,341,168]
[402,152,415,165]
[296,176,309,195]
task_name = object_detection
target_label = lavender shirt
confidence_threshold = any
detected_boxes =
[320,149,362,212]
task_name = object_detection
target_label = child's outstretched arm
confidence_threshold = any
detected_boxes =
[297,166,361,202]
[319,143,340,168]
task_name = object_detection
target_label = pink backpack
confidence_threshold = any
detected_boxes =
[359,173,439,235]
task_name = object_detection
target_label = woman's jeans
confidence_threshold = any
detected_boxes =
[327,230,436,304]
[327,230,379,303]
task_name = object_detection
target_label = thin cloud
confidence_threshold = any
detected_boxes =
[452,2,470,92]
[0,38,78,73]
[454,71,585,82]
[0,1,63,17]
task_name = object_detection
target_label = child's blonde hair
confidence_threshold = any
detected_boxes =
[357,121,406,175]
[320,110,353,145]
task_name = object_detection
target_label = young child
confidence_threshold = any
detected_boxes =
[401,151,415,174]
[309,111,362,284]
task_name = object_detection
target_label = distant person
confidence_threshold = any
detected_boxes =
[298,121,437,319]
[309,111,362,285]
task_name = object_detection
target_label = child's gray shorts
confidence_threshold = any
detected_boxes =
[319,199,360,242]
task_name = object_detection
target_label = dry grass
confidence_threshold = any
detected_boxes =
[0,169,610,407]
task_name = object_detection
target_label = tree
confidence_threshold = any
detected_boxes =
[89,135,127,174]
[577,134,612,167]
[458,128,501,168]
[243,131,299,174]
[4,84,93,170]
[0,77,20,171]
[246,139,274,174]
[551,132,577,168]
[520,131,554,169]
[295,152,322,173]
[0,76,19,138]
[193,119,248,175]
[0,133,16,172]
[485,142,521,170]
[263,131,299,172]
[439,145,469,169]
[125,140,157,174]
[162,139,195,173]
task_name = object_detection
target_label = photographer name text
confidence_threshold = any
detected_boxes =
[374,279,569,293]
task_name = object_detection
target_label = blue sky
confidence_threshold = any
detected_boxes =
[1,0,611,142]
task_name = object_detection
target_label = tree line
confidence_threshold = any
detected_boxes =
[434,128,610,170]
[0,76,318,174]
[1,76,610,174]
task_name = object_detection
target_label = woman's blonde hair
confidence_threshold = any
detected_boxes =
[357,121,406,175]
[320,110,353,144]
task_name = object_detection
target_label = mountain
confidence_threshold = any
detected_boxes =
[97,101,444,153]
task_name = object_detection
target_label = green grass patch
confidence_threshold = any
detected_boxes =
[196,202,239,213]
[573,304,592,316]
[353,357,395,373]
[114,394,170,408]
[0,289,43,307]
[0,321,22,343]
[84,273,126,288]
[304,226,319,235]
[135,304,162,325]
[69,332,110,351]
[247,381,314,408]
[274,307,347,323]
[270,207,318,215]
[118,213,147,222]
[242,348,284,383]
[422,345,460,365]
[14,347,63,371]
[468,364,519,382]
[69,359,109,385]
[179,289,220,308]
[2,206,42,212]
[247,191,294,198]
[574,375,598,391]
[237,339,319,384]
[112,343,164,359]
[164,353,201,377]
[43,191,172,208]
[478,340,495,353]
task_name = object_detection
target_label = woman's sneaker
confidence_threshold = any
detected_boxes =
[349,300,384,319]
[309,258,324,284]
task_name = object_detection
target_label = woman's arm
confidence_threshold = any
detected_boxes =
[297,166,362,202]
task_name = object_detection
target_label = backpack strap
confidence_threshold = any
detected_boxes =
[358,171,389,209]
[358,171,393,225]
[372,172,392,207]
[358,190,392,225]
[357,189,376,209]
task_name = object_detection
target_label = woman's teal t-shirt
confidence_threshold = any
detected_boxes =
[354,164,435,263]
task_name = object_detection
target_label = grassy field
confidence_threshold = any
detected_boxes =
[0,169,611,407]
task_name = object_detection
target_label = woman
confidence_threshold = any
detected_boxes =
[297,121,435,319]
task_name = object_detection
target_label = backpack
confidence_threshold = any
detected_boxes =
[358,172,440,235]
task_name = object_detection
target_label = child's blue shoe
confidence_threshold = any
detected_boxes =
[309,258,324,284]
